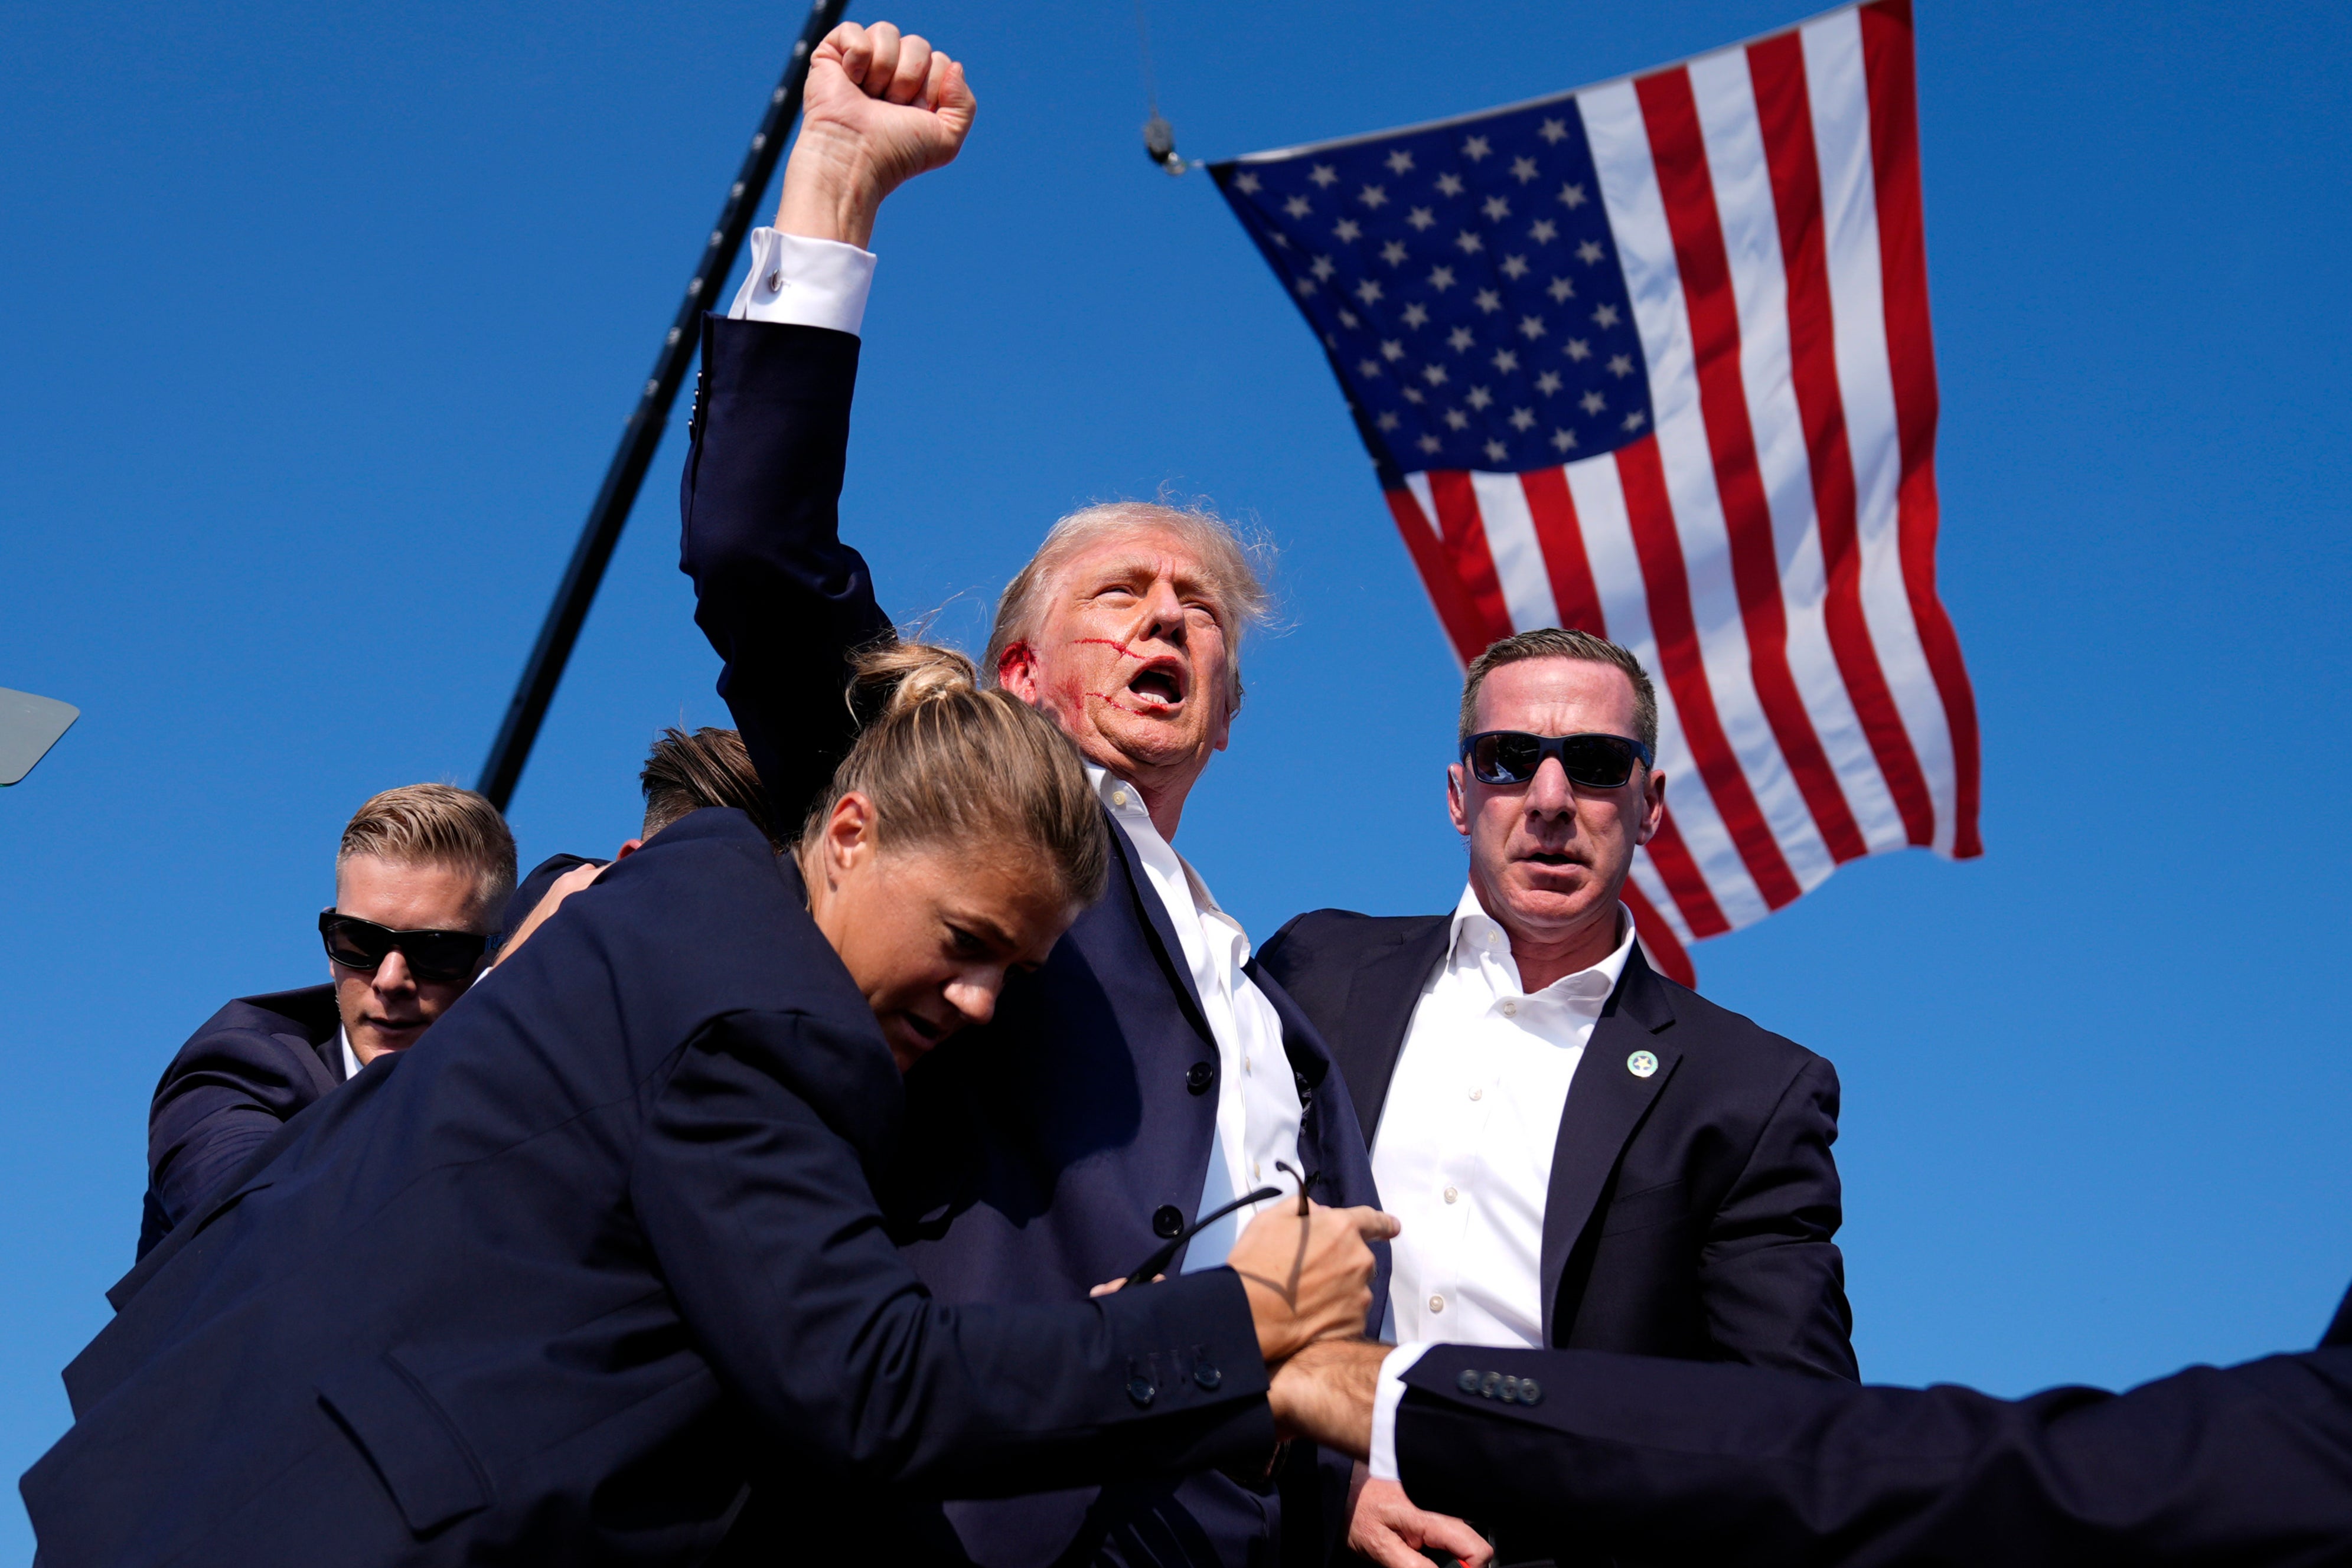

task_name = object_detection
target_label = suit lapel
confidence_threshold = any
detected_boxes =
[1105,810,1214,1043]
[1346,919,1453,1139]
[1537,946,1679,1344]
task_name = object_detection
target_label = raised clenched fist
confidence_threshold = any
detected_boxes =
[776,21,976,249]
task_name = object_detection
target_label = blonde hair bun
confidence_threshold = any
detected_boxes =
[852,641,979,720]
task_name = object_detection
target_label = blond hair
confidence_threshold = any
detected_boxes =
[983,500,1273,713]
[805,642,1110,907]
[1459,628,1659,753]
[337,784,517,920]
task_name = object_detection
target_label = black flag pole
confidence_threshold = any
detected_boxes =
[478,0,852,811]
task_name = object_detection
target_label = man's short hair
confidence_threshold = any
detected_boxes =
[1459,628,1660,755]
[983,500,1274,711]
[640,727,777,847]
[338,784,517,918]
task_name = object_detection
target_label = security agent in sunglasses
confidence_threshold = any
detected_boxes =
[1256,628,1855,1567]
[136,783,514,1259]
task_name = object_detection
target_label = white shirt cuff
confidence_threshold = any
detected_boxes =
[1368,1342,1430,1482]
[727,228,876,336]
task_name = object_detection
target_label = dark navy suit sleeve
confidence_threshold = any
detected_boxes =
[1699,1054,1856,1379]
[680,316,895,837]
[146,1022,334,1234]
[632,1007,1280,1495]
[1395,1341,2352,1566]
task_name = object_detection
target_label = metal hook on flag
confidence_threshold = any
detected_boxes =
[1132,0,1190,174]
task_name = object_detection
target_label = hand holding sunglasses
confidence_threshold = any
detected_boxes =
[1460,730,1653,790]
[318,910,490,985]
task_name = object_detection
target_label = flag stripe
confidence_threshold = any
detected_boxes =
[1584,80,1838,902]
[1384,486,1494,664]
[1643,805,1734,937]
[1689,44,1911,858]
[1470,471,1567,632]
[1425,471,1518,648]
[1565,451,1769,929]
[1621,874,1698,986]
[1747,28,1937,848]
[1518,468,1607,634]
[1614,435,1803,908]
[1803,10,1958,852]
[1861,0,1984,858]
[1635,63,1869,867]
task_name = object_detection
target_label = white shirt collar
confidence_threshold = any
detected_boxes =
[338,1025,362,1082]
[1447,884,1637,1004]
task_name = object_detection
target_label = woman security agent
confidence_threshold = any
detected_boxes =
[24,644,1400,1568]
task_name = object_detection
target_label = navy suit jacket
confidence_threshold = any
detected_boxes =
[680,314,1385,1567]
[24,812,1277,1566]
[133,856,573,1260]
[139,984,344,1259]
[1394,1294,2352,1566]
[1259,912,1854,1380]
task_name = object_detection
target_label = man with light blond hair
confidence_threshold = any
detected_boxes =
[675,19,1381,1566]
[138,783,514,1256]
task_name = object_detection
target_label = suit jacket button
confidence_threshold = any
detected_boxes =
[1152,1204,1186,1239]
[1456,1368,1481,1394]
[1194,1363,1222,1391]
[1186,1061,1215,1094]
[1516,1377,1542,1406]
[1127,1376,1157,1407]
[1480,1371,1503,1399]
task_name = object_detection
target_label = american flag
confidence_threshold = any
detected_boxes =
[1212,0,1979,985]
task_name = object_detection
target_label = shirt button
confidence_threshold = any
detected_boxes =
[1468,1087,1483,1102]
[1243,1055,1252,1074]
[1252,1161,1262,1180]
[764,269,783,291]
[1428,1293,1446,1314]
[1112,789,1130,806]
[1443,1185,1459,1204]
[1500,1000,1518,1018]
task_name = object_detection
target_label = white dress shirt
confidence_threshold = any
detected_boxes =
[726,227,876,335]
[1372,889,1637,1348]
[1091,767,1304,1269]
[340,1027,361,1082]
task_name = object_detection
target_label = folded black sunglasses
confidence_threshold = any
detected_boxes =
[1460,730,1655,790]
[318,910,488,985]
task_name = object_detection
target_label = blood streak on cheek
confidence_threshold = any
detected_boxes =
[1074,638,1144,659]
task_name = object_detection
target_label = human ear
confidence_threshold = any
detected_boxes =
[1446,763,1471,838]
[1635,767,1666,846]
[822,792,878,881]
[996,641,1041,703]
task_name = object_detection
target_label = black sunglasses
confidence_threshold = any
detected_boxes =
[318,910,488,985]
[1461,730,1655,790]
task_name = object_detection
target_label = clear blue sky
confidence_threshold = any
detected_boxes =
[4,0,2348,1550]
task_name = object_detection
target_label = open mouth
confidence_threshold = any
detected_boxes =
[1525,852,1578,868]
[1126,662,1187,710]
[901,1011,948,1045]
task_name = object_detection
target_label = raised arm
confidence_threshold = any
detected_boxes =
[679,22,974,833]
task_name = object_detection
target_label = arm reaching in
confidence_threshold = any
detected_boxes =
[775,20,976,247]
